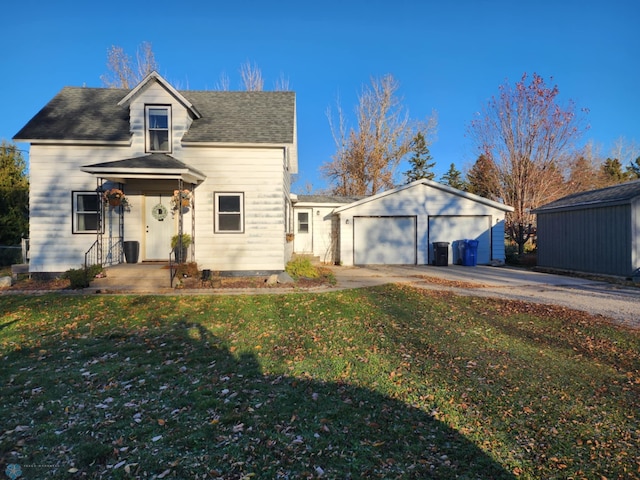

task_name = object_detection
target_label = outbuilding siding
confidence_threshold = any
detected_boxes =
[533,180,640,278]
[536,205,631,276]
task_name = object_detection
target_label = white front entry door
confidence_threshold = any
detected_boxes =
[145,194,175,260]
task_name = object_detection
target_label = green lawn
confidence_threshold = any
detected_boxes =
[0,286,638,479]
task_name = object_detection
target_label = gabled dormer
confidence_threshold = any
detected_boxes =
[117,71,202,155]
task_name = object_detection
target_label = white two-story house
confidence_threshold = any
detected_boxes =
[14,72,297,276]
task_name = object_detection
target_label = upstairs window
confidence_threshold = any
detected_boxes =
[215,192,244,233]
[146,106,171,152]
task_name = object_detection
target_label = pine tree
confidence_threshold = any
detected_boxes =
[466,154,499,198]
[626,156,640,179]
[601,158,631,184]
[404,132,435,183]
[440,163,466,190]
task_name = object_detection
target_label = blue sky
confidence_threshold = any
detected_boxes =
[2,0,638,192]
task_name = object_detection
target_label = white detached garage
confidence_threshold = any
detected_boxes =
[335,179,513,266]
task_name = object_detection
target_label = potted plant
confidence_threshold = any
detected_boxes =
[171,234,192,263]
[103,188,129,208]
[171,189,192,211]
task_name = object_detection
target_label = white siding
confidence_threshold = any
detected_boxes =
[28,144,132,273]
[185,147,288,272]
[292,204,344,264]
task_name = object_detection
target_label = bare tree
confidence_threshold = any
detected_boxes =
[323,75,436,196]
[239,61,264,91]
[609,136,640,169]
[101,41,158,89]
[274,72,291,91]
[469,72,588,254]
[215,71,231,91]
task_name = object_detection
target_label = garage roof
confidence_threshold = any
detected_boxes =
[334,179,514,213]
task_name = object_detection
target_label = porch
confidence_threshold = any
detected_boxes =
[89,263,175,293]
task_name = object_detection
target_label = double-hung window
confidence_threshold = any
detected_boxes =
[215,192,244,233]
[73,192,102,233]
[146,105,171,153]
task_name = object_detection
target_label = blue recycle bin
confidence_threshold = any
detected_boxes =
[462,239,479,266]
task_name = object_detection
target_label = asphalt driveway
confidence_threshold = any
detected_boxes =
[328,264,640,329]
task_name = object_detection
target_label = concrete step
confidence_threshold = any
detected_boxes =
[90,263,174,292]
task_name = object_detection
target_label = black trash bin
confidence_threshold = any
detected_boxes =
[123,241,139,264]
[432,242,450,266]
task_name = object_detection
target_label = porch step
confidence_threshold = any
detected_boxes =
[89,263,173,292]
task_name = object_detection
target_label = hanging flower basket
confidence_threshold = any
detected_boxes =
[171,189,192,211]
[103,188,130,208]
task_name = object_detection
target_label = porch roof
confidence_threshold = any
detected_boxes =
[81,153,207,184]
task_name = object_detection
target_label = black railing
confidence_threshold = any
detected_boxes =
[169,248,178,288]
[85,240,100,271]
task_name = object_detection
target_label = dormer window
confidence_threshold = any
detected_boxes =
[146,105,171,152]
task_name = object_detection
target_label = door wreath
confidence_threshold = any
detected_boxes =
[152,203,168,222]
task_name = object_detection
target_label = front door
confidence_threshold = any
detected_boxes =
[145,194,174,260]
[294,209,313,253]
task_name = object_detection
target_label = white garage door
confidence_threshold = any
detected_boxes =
[353,216,417,265]
[428,216,491,264]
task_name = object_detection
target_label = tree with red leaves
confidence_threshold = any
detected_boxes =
[469,73,588,255]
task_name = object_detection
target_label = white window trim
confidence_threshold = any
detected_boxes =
[214,192,244,233]
[72,191,103,234]
[145,105,172,153]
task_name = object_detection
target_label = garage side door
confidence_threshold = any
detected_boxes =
[353,216,417,265]
[428,216,491,264]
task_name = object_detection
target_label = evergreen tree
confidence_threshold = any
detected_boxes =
[0,141,29,245]
[626,156,640,179]
[440,163,466,190]
[601,158,630,184]
[404,132,435,183]
[466,154,499,198]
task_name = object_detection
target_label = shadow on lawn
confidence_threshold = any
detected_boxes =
[0,317,515,479]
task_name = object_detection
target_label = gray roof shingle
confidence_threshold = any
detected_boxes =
[533,180,640,213]
[14,87,130,142]
[14,87,295,145]
[296,194,365,204]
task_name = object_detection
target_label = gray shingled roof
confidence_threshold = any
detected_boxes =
[181,91,295,144]
[296,194,365,204]
[14,87,295,145]
[533,180,640,213]
[14,87,130,142]
[84,153,205,175]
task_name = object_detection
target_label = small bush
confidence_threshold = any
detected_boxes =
[62,264,103,289]
[286,257,319,279]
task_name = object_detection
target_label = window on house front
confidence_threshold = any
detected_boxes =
[146,105,171,152]
[298,212,309,233]
[215,192,244,233]
[73,192,102,233]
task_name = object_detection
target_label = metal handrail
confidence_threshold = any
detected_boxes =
[84,240,100,271]
[169,248,177,288]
